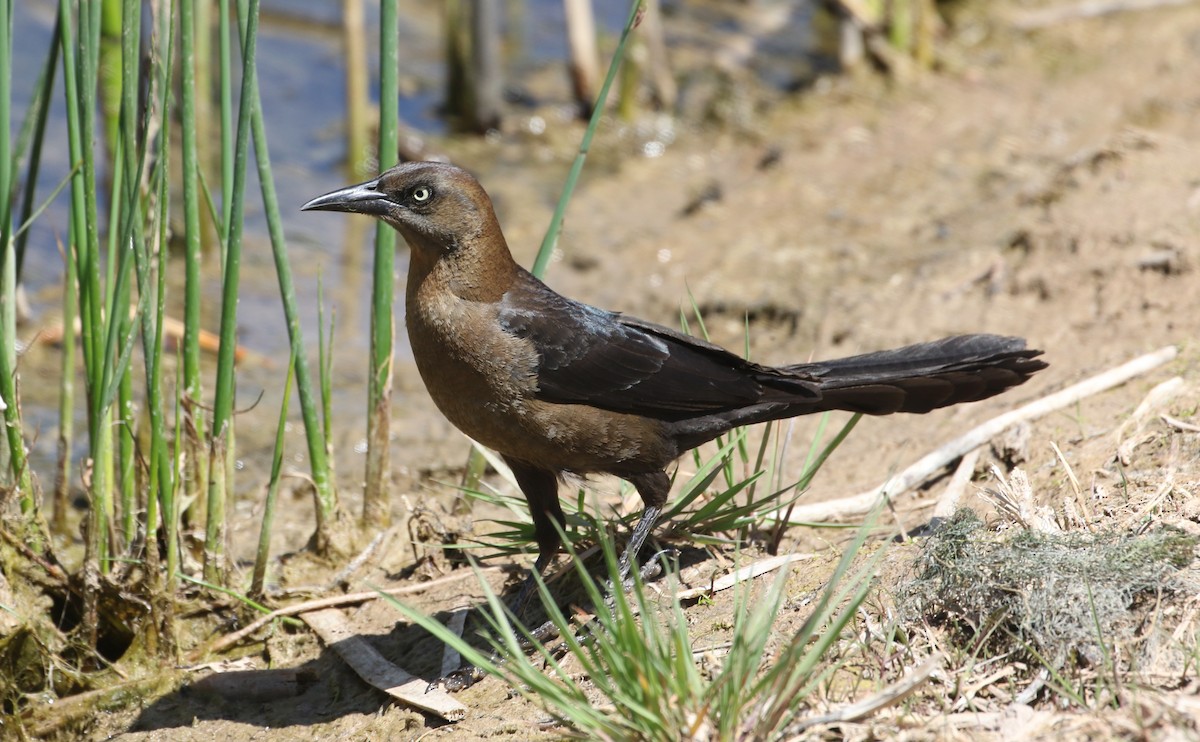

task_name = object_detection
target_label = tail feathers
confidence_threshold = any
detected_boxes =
[791,334,1045,415]
[669,334,1046,451]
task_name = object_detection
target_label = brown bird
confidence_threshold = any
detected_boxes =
[303,161,1046,607]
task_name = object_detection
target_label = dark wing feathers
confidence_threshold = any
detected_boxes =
[497,271,1044,427]
[497,270,819,420]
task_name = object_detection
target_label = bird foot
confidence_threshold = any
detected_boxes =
[624,548,669,589]
[427,665,486,693]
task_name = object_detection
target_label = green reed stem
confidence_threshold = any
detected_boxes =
[0,0,32,502]
[218,0,233,241]
[12,10,59,283]
[141,0,178,593]
[206,0,262,582]
[232,0,338,551]
[363,0,399,527]
[318,274,334,450]
[179,0,207,525]
[115,0,151,555]
[79,0,117,578]
[57,0,112,643]
[530,0,643,278]
[251,344,296,598]
[192,0,211,177]
[53,1,87,534]
[53,222,78,533]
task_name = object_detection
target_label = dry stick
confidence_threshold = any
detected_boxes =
[341,0,371,177]
[632,553,806,616]
[1162,414,1200,433]
[304,608,467,722]
[1117,375,1184,442]
[954,665,1017,711]
[326,528,387,589]
[1116,376,1184,463]
[641,0,676,109]
[676,552,812,601]
[932,446,983,519]
[787,653,943,734]
[1011,0,1195,30]
[1015,666,1051,705]
[1108,374,1185,468]
[563,0,600,113]
[189,566,503,661]
[1050,439,1094,530]
[1127,376,1185,424]
[785,345,1179,524]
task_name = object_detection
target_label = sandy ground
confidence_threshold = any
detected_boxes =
[29,1,1200,739]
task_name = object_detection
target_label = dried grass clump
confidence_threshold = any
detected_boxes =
[899,509,1197,669]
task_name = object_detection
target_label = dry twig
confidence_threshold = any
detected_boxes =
[676,553,812,601]
[932,446,983,519]
[303,608,467,722]
[1161,414,1200,433]
[787,653,943,734]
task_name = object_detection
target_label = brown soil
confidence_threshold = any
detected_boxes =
[23,1,1200,739]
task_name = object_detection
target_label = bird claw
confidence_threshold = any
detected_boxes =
[427,665,485,693]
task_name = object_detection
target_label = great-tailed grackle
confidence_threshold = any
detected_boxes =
[303,161,1046,606]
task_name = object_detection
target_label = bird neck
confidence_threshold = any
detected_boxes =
[405,232,519,304]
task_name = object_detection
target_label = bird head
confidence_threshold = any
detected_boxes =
[302,161,502,258]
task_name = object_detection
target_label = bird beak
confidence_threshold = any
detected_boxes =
[301,180,389,215]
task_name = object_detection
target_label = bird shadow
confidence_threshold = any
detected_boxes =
[130,542,712,733]
[129,610,465,734]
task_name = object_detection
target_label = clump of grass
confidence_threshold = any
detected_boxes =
[899,509,1197,702]
[389,505,886,740]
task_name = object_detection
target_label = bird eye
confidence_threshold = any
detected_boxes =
[410,186,432,203]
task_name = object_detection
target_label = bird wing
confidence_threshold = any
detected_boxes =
[497,271,820,420]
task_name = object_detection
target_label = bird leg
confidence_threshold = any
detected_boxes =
[507,551,554,623]
[435,471,671,692]
[504,458,565,621]
[613,470,671,587]
[433,461,560,693]
[616,503,662,584]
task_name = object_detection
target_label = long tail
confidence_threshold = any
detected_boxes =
[670,334,1045,449]
[791,334,1045,415]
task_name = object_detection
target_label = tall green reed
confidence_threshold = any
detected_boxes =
[0,0,346,657]
[0,0,37,508]
[178,0,207,571]
[363,0,399,529]
[231,0,339,553]
[202,0,262,582]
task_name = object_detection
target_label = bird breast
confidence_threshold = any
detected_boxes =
[405,269,675,475]
[406,272,540,442]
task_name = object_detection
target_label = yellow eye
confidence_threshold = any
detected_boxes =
[411,186,432,202]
